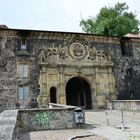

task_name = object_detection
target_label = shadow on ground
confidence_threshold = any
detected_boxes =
[18,131,31,140]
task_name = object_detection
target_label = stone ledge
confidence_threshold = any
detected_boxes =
[18,107,75,112]
[0,110,18,140]
[48,103,76,109]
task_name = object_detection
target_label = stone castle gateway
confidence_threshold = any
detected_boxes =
[0,28,140,110]
[38,41,115,109]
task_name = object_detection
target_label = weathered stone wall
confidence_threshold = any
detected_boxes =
[18,108,76,131]
[0,30,40,110]
[0,34,18,111]
[114,38,140,100]
[0,28,140,110]
[107,100,140,111]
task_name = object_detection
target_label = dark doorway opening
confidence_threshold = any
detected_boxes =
[50,87,57,103]
[66,77,92,109]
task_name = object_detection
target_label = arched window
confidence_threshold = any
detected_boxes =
[50,87,57,103]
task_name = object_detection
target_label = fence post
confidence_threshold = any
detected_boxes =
[105,110,109,126]
[120,110,124,131]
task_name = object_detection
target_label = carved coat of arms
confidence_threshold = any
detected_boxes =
[69,42,86,59]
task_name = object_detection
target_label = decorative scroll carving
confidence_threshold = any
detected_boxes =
[59,48,67,59]
[47,48,57,57]
[38,49,47,63]
[38,41,113,66]
[97,50,106,60]
[66,35,88,46]
[87,47,113,64]
[88,47,96,60]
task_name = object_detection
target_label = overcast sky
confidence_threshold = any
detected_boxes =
[0,0,140,32]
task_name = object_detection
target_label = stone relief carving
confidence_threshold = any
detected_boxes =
[38,42,113,66]
[106,53,112,63]
[47,48,57,57]
[68,35,88,46]
[69,42,87,59]
[88,47,96,60]
[96,50,106,60]
[59,47,67,59]
[87,47,113,64]
[38,49,47,63]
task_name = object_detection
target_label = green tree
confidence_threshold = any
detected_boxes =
[80,2,139,36]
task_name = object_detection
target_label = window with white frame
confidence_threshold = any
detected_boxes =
[21,38,27,50]
[18,63,29,79]
[19,86,29,100]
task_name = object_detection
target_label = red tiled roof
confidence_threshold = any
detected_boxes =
[125,33,140,38]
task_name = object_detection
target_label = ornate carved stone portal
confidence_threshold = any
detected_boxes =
[38,40,116,108]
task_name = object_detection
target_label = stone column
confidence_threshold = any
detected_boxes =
[37,66,49,108]
[58,66,66,104]
[95,68,102,108]
[91,73,97,109]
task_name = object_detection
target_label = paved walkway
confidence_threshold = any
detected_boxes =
[19,110,140,140]
[85,110,140,140]
[19,129,106,140]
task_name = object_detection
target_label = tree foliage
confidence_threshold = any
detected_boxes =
[80,2,139,36]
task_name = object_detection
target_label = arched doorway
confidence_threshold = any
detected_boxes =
[50,87,57,103]
[66,77,92,109]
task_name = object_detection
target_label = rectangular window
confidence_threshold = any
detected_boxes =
[21,38,27,50]
[18,63,29,79]
[19,86,29,100]
[120,39,132,57]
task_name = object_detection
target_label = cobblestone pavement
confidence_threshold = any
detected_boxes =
[19,110,140,140]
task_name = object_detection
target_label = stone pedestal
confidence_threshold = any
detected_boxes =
[37,95,49,108]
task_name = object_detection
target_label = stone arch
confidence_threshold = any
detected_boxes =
[65,75,92,88]
[65,76,92,109]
